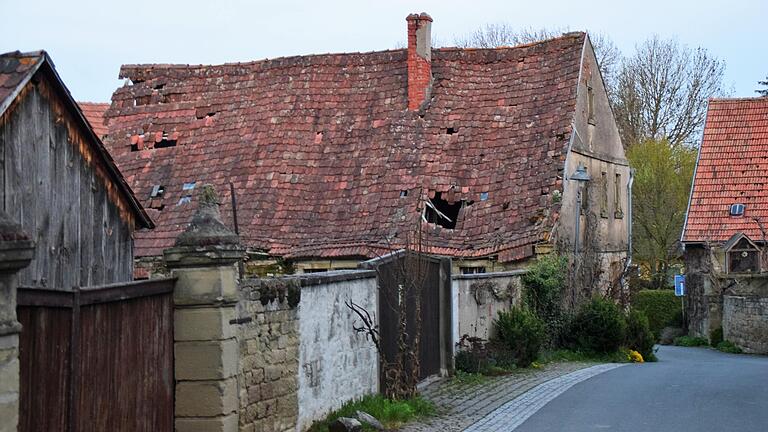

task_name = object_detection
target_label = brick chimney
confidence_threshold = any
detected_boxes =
[406,13,433,111]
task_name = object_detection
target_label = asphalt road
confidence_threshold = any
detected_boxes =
[515,345,768,432]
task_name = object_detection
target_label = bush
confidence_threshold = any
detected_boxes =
[716,340,743,354]
[633,290,682,337]
[569,298,627,353]
[493,307,546,367]
[673,335,709,347]
[710,328,723,347]
[522,255,568,346]
[625,309,657,361]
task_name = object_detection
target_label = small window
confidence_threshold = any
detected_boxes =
[182,182,196,191]
[730,203,746,216]
[400,190,408,198]
[600,172,608,218]
[587,85,596,125]
[480,192,489,201]
[177,182,196,206]
[614,173,624,219]
[460,266,486,275]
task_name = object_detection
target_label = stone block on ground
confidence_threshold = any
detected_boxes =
[329,417,362,432]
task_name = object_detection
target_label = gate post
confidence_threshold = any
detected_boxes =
[0,212,34,432]
[164,186,244,432]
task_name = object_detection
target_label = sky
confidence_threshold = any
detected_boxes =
[1,0,766,102]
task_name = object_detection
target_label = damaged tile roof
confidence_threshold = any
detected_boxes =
[0,50,153,229]
[683,97,768,243]
[102,33,586,260]
[79,102,110,138]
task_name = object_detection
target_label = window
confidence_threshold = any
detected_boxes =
[600,172,608,218]
[726,237,760,273]
[614,173,624,219]
[730,203,746,217]
[460,266,486,275]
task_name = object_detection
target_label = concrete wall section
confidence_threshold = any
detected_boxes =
[296,271,379,431]
[723,295,768,354]
[452,271,525,346]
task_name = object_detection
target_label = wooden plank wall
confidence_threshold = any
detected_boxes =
[17,280,175,432]
[0,83,133,289]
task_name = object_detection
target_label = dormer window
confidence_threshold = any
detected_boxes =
[730,203,746,216]
[724,233,761,274]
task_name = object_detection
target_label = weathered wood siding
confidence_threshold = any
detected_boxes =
[0,84,133,288]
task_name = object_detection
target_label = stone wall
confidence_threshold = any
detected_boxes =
[723,295,768,354]
[295,271,378,431]
[237,279,301,432]
[452,271,525,346]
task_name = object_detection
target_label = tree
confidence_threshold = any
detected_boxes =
[452,24,620,92]
[612,36,726,147]
[627,139,697,288]
[758,75,768,96]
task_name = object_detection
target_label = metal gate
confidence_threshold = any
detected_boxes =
[17,278,175,432]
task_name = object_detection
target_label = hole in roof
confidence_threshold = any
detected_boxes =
[502,202,510,210]
[154,83,165,90]
[400,190,408,198]
[730,203,745,217]
[424,192,463,229]
[156,136,177,149]
[150,185,165,198]
[183,182,196,191]
[177,196,192,206]
[130,144,139,152]
[446,127,459,135]
[480,192,489,201]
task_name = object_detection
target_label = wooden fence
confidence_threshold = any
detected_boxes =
[16,278,175,432]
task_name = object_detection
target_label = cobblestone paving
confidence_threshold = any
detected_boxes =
[400,362,623,432]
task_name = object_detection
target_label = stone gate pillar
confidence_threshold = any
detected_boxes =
[0,212,34,432]
[164,185,244,432]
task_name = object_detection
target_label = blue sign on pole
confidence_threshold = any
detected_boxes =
[674,275,686,297]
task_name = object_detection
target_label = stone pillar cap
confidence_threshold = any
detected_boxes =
[0,210,34,272]
[174,184,240,247]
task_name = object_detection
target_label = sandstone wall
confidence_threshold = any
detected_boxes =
[723,295,768,354]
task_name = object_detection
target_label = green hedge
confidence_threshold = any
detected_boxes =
[633,290,682,336]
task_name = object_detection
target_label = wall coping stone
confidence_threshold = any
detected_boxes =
[453,270,527,280]
[243,270,376,288]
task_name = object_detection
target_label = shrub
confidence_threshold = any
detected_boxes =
[569,298,626,353]
[710,327,724,347]
[716,340,743,354]
[522,255,568,346]
[454,336,490,374]
[493,307,546,367]
[633,290,682,337]
[673,335,709,347]
[625,309,657,361]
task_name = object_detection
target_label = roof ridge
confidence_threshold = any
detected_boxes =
[435,31,585,53]
[709,96,768,103]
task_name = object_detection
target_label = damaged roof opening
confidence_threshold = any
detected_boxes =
[424,191,463,229]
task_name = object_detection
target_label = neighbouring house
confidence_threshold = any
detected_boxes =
[94,13,630,296]
[0,50,153,289]
[681,96,768,353]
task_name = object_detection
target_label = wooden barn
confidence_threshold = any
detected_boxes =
[0,50,153,289]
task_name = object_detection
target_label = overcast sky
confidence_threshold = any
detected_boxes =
[2,0,766,102]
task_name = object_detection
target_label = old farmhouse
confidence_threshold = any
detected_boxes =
[682,96,768,353]
[89,14,630,293]
[0,50,153,289]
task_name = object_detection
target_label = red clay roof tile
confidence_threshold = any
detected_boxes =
[103,34,586,260]
[683,97,768,243]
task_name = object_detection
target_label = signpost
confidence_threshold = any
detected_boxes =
[675,275,686,327]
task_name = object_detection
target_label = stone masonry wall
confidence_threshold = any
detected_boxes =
[723,296,768,354]
[237,279,300,432]
[452,271,524,346]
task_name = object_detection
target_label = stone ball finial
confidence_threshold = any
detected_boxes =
[174,184,240,247]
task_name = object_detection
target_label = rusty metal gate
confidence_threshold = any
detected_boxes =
[16,278,175,432]
[361,251,452,392]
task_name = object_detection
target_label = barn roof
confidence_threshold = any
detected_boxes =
[79,102,110,139]
[102,33,587,260]
[0,50,153,229]
[682,97,768,243]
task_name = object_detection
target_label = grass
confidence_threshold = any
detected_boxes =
[715,340,743,354]
[673,336,709,347]
[451,370,489,385]
[308,394,435,432]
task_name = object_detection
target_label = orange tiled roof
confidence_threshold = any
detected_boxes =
[79,102,110,139]
[683,97,768,243]
[103,33,587,260]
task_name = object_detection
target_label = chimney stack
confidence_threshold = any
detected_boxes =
[406,13,433,111]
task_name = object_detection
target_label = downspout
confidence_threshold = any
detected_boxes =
[622,168,635,289]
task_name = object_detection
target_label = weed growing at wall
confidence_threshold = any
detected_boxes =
[308,395,435,432]
[522,254,569,346]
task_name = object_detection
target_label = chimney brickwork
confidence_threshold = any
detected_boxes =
[406,13,433,111]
